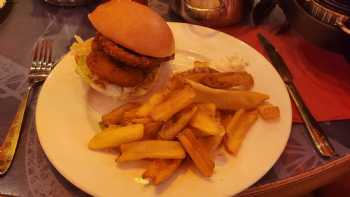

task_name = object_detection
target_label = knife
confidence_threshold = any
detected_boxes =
[257,33,337,158]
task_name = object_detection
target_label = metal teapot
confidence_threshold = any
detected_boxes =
[170,0,253,27]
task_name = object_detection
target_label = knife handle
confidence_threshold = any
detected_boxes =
[286,83,337,158]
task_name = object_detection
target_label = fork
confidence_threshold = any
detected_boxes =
[0,39,55,175]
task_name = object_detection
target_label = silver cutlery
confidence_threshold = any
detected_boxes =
[0,39,55,174]
[258,33,337,158]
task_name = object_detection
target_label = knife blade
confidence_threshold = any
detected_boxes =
[257,34,293,83]
[257,33,337,158]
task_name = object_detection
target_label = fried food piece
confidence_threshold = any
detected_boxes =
[87,49,145,87]
[187,80,269,110]
[158,106,198,140]
[143,121,163,139]
[150,85,196,122]
[198,111,225,152]
[199,134,224,153]
[88,124,144,150]
[126,117,153,124]
[193,61,210,68]
[122,107,140,122]
[166,76,187,91]
[220,112,234,130]
[173,67,219,82]
[177,128,214,177]
[201,71,254,89]
[95,34,174,69]
[101,103,139,126]
[166,67,217,91]
[118,140,186,162]
[257,103,280,120]
[135,88,172,117]
[143,159,182,185]
[225,110,258,155]
[190,103,224,136]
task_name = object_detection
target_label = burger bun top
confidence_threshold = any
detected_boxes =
[88,0,175,58]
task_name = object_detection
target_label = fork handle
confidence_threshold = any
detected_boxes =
[0,85,33,174]
[286,83,337,158]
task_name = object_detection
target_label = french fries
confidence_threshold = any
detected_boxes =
[187,80,269,110]
[258,103,280,120]
[122,108,140,122]
[177,128,214,177]
[193,60,210,68]
[173,66,218,83]
[225,110,258,155]
[190,103,224,136]
[88,124,144,150]
[118,140,186,162]
[150,85,196,121]
[89,65,281,186]
[199,134,224,153]
[221,112,234,129]
[143,159,183,185]
[101,103,139,126]
[143,121,163,139]
[127,117,153,124]
[159,106,198,140]
[135,88,171,117]
[201,71,254,89]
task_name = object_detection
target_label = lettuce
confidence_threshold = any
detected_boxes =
[75,55,94,84]
[70,36,94,84]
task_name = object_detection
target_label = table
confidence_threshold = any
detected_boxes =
[0,0,349,196]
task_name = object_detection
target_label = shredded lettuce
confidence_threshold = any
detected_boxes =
[70,36,94,84]
[75,55,94,84]
[70,35,93,56]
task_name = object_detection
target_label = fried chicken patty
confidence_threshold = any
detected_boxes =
[87,49,145,87]
[95,34,174,69]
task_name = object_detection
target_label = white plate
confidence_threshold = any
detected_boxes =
[36,22,292,197]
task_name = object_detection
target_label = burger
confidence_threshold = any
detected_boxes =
[71,0,175,98]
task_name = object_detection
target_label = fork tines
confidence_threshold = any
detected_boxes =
[31,39,54,73]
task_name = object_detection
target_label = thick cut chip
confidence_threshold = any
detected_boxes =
[88,124,144,150]
[257,103,280,120]
[190,103,224,136]
[173,66,218,83]
[177,128,214,177]
[221,112,234,130]
[142,159,182,185]
[118,140,186,161]
[201,71,254,89]
[150,86,196,122]
[199,134,225,153]
[159,106,198,140]
[187,80,269,110]
[135,88,171,117]
[101,103,139,125]
[143,121,163,139]
[225,110,258,155]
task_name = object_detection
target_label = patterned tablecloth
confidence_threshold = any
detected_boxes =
[0,0,349,196]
